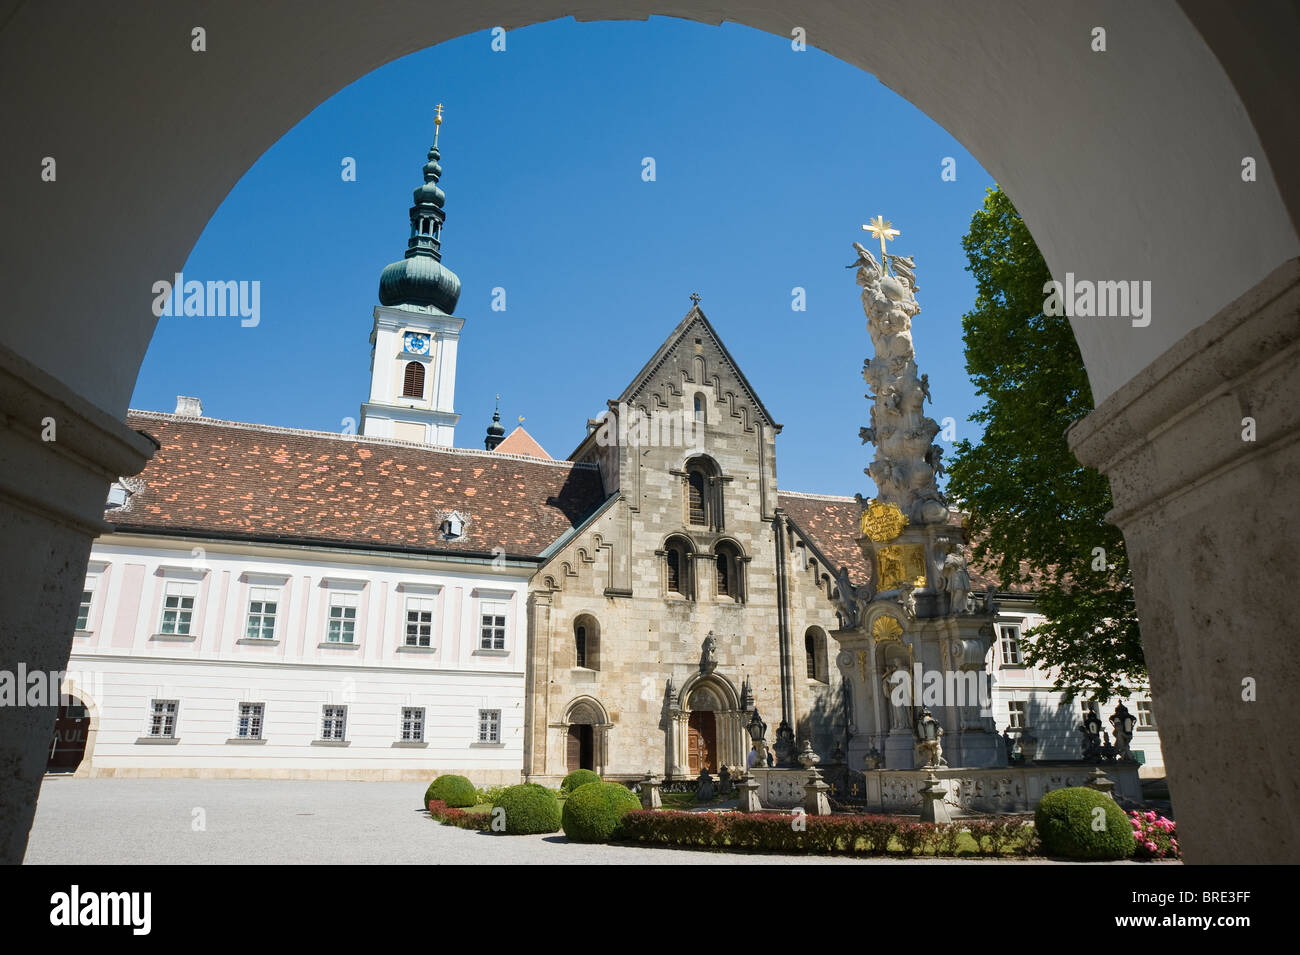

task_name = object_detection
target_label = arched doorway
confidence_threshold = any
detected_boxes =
[686,687,720,773]
[563,697,609,775]
[46,695,90,774]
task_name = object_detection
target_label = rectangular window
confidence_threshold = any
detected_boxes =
[245,587,279,640]
[321,705,347,741]
[401,707,425,742]
[1136,699,1155,728]
[478,708,501,743]
[998,624,1022,665]
[405,597,434,647]
[149,699,179,738]
[327,592,358,643]
[75,585,94,631]
[159,581,198,635]
[479,601,506,651]
[1007,700,1027,729]
[236,702,264,739]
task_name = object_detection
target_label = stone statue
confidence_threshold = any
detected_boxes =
[897,582,917,620]
[924,444,946,480]
[700,632,717,674]
[833,564,861,629]
[883,665,912,731]
[851,241,948,527]
[718,764,733,796]
[937,540,971,617]
[913,706,947,769]
[695,768,715,801]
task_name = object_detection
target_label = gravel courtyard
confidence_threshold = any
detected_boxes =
[25,777,1091,865]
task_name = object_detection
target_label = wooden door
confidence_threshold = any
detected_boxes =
[47,701,89,773]
[687,711,716,773]
[566,724,594,772]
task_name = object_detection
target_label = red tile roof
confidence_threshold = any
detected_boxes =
[110,412,607,558]
[494,426,551,460]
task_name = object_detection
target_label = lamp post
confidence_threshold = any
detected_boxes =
[1109,702,1136,761]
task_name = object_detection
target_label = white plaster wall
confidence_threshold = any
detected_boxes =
[69,536,529,778]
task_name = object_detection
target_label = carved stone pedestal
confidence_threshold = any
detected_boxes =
[640,773,662,810]
[918,772,952,824]
[737,774,762,813]
[803,771,832,816]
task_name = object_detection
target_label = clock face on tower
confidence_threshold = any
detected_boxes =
[404,332,431,355]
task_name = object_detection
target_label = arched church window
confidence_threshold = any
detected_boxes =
[715,540,743,601]
[664,536,694,598]
[693,393,705,424]
[684,455,721,529]
[573,615,600,670]
[688,470,706,525]
[805,627,828,683]
[402,361,425,398]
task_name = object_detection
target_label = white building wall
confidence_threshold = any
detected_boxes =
[988,605,1166,777]
[66,535,529,784]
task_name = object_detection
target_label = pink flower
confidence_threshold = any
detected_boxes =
[1145,811,1157,821]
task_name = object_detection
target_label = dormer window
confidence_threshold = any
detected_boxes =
[106,481,131,509]
[439,512,466,540]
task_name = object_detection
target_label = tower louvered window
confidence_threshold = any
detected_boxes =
[402,361,425,398]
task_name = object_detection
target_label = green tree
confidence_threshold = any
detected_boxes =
[946,187,1143,701]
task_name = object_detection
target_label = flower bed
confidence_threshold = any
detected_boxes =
[616,810,1037,857]
[427,799,493,832]
[1130,810,1180,860]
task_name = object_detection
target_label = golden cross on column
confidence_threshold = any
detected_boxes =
[863,215,900,270]
[433,103,444,147]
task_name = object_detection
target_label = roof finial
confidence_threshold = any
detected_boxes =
[690,291,701,306]
[433,103,444,148]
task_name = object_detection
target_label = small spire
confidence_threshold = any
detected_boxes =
[485,393,505,451]
[433,103,444,148]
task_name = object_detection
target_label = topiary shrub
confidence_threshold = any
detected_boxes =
[560,769,602,794]
[561,781,641,842]
[493,783,562,835]
[1034,787,1135,860]
[424,774,478,809]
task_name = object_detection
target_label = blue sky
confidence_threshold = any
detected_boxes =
[132,16,997,497]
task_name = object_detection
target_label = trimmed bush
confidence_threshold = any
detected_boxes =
[1034,787,1135,860]
[561,781,641,842]
[560,769,602,794]
[427,800,492,832]
[616,810,1037,857]
[493,783,562,835]
[424,774,478,809]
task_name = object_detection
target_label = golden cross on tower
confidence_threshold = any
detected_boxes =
[433,103,445,146]
[863,215,900,269]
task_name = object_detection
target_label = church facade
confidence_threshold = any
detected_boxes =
[50,128,1166,783]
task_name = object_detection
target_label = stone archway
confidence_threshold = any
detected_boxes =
[1,1,1298,863]
[671,672,745,778]
[562,696,611,776]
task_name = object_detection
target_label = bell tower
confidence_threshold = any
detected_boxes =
[360,105,463,447]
